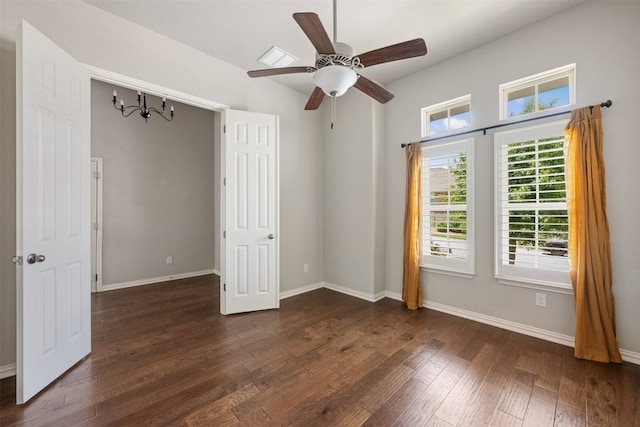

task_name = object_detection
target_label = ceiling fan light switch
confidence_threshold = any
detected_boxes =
[258,46,298,68]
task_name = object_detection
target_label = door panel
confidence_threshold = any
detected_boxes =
[221,110,279,314]
[17,20,91,404]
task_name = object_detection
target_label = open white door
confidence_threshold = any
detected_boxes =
[221,110,279,314]
[16,21,91,404]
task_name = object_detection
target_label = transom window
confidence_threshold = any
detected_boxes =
[494,121,570,289]
[421,138,474,276]
[499,64,575,119]
[421,95,471,137]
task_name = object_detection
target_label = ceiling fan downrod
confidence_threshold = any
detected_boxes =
[332,0,337,43]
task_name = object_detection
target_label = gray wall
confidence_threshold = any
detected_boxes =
[322,1,640,357]
[381,2,640,355]
[91,80,215,286]
[0,1,324,370]
[322,94,385,298]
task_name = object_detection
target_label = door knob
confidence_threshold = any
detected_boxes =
[268,234,275,240]
[26,253,46,264]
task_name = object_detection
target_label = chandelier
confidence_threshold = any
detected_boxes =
[112,90,174,122]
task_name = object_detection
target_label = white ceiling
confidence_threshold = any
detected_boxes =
[83,0,585,96]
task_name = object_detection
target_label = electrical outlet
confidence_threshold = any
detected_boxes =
[535,292,547,307]
[166,256,173,265]
[303,263,309,273]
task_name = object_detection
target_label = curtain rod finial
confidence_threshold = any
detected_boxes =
[601,100,612,108]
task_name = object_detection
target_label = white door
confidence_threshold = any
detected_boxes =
[16,20,91,404]
[221,110,279,314]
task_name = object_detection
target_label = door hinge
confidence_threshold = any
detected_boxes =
[11,256,23,265]
[95,274,98,282]
[223,230,226,238]
[223,283,226,292]
[93,171,101,179]
[93,222,99,230]
[223,125,226,133]
[223,177,226,186]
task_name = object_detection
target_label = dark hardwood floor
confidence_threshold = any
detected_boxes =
[1,274,638,426]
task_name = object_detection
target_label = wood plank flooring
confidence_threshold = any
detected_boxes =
[1,274,638,426]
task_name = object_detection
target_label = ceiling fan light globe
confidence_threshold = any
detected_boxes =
[313,65,357,97]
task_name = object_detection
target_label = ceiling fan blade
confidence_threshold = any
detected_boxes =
[247,66,312,78]
[305,87,325,110]
[293,12,335,55]
[354,75,395,104]
[356,38,427,68]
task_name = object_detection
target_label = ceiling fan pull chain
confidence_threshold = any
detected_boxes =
[331,95,336,129]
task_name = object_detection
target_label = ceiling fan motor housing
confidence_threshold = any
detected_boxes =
[315,41,359,69]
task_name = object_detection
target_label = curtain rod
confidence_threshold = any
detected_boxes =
[400,100,613,148]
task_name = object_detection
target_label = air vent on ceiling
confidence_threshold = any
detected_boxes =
[257,46,298,68]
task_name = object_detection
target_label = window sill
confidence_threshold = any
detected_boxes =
[421,266,475,279]
[496,276,573,295]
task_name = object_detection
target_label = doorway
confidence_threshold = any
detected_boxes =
[89,79,220,292]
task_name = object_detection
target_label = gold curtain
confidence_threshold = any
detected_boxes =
[564,105,622,363]
[402,142,423,310]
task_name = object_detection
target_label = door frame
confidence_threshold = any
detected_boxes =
[86,66,229,112]
[91,157,103,293]
[86,66,230,288]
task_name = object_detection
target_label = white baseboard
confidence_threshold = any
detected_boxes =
[0,363,16,379]
[323,282,386,303]
[100,269,216,292]
[279,282,324,300]
[619,348,640,365]
[213,269,221,276]
[383,290,639,365]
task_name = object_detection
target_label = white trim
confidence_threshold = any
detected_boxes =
[425,299,575,347]
[279,282,325,300]
[91,157,104,293]
[620,349,640,366]
[213,269,221,276]
[100,269,216,292]
[421,137,475,276]
[421,266,475,279]
[494,121,572,289]
[0,363,16,379]
[323,282,386,303]
[499,63,575,120]
[421,94,471,137]
[497,277,572,295]
[385,291,403,301]
[86,65,229,112]
[381,291,639,365]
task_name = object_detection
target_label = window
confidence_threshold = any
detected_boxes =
[421,138,474,276]
[500,64,575,119]
[421,95,471,137]
[494,121,571,289]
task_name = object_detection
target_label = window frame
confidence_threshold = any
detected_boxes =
[494,120,571,291]
[499,64,576,120]
[421,138,475,277]
[421,94,471,137]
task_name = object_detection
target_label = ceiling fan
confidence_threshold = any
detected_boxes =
[246,0,427,114]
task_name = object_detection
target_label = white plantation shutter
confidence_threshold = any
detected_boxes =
[494,121,571,289]
[421,138,474,276]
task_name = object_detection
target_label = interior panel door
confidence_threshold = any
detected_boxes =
[221,110,279,314]
[16,20,91,404]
